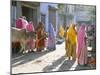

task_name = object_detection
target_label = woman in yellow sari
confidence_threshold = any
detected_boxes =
[65,24,77,60]
[58,25,65,38]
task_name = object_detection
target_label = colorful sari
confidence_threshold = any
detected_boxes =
[26,22,34,32]
[16,18,28,29]
[58,25,65,38]
[77,25,87,65]
[47,23,56,50]
[26,22,35,51]
[65,24,77,60]
[36,22,46,52]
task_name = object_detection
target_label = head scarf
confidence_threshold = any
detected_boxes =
[67,24,77,45]
[77,24,86,57]
[26,21,35,32]
[48,23,55,37]
[59,25,65,38]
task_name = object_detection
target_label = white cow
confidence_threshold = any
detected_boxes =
[11,27,36,53]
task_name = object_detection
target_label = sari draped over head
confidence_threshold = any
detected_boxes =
[16,17,28,29]
[26,22,35,32]
[26,22,35,51]
[47,23,56,50]
[48,23,55,38]
[16,18,23,29]
[77,24,87,65]
[67,24,77,45]
[65,24,77,59]
[59,25,65,38]
[36,22,46,52]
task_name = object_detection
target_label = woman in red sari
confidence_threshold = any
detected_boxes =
[36,22,46,52]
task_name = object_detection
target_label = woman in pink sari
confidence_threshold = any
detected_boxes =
[26,21,35,52]
[16,16,28,29]
[77,24,88,65]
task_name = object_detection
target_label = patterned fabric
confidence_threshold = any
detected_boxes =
[36,23,46,52]
[65,24,77,59]
[59,25,65,38]
[77,24,87,65]
[16,18,28,29]
[26,22,34,32]
[47,23,56,50]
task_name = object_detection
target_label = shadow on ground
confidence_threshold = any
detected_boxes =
[12,50,54,67]
[58,60,75,71]
[42,56,75,72]
[75,56,96,71]
[75,64,95,71]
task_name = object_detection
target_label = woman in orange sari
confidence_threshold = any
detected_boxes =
[65,24,77,60]
[36,22,46,52]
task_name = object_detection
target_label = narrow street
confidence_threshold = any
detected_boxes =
[12,41,95,74]
[10,1,96,74]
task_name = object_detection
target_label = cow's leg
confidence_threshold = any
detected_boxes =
[22,42,26,53]
[18,41,26,54]
[22,41,29,54]
[19,42,24,53]
[25,42,29,53]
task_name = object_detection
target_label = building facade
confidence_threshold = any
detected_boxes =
[11,1,96,35]
[11,1,59,35]
[40,3,58,33]
[11,1,40,28]
[74,5,96,25]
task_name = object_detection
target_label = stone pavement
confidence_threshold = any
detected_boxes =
[12,42,96,74]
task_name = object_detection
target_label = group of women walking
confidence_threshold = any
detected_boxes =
[15,16,56,53]
[15,16,88,66]
[65,23,88,66]
[35,22,88,66]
